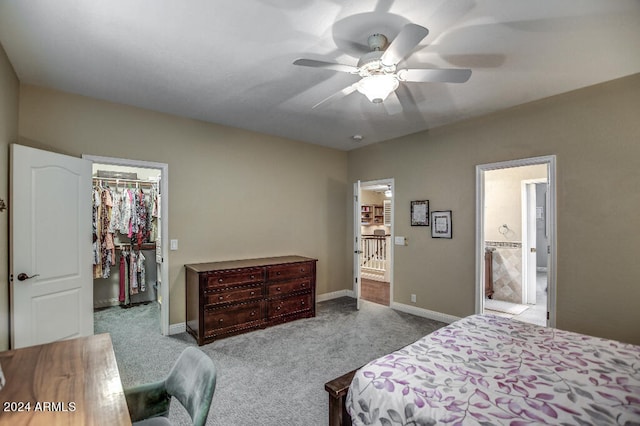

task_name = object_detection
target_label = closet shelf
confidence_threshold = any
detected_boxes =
[92,176,157,188]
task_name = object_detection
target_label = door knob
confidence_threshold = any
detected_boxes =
[17,273,39,281]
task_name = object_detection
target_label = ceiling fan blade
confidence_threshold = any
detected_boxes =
[293,59,358,74]
[380,23,429,67]
[382,91,403,115]
[312,83,358,109]
[398,68,472,83]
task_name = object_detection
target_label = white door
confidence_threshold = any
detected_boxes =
[353,181,362,310]
[10,144,93,349]
[524,182,537,304]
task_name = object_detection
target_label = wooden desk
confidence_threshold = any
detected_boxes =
[0,334,131,425]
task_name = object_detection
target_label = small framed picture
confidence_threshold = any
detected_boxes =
[431,210,452,238]
[410,200,429,226]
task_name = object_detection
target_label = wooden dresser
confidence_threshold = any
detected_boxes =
[185,255,317,345]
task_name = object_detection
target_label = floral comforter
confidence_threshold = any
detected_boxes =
[346,314,640,425]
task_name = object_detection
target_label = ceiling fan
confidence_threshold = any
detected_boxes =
[293,23,471,113]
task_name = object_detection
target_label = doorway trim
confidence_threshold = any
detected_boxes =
[521,178,547,305]
[354,178,395,307]
[475,155,557,327]
[83,155,170,336]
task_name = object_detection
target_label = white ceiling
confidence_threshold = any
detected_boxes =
[1,1,639,151]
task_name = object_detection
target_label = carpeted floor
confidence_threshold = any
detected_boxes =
[94,297,446,425]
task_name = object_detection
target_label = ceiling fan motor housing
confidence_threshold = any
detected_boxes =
[367,33,388,51]
[357,50,396,75]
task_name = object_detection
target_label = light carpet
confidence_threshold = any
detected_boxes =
[94,297,447,425]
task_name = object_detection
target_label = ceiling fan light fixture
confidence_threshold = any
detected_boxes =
[356,74,399,103]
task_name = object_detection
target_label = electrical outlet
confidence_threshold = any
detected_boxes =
[411,294,417,303]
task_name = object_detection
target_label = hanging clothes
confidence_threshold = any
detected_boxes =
[118,253,126,303]
[119,187,133,237]
[138,251,146,292]
[92,183,116,279]
[135,188,149,248]
[100,187,115,279]
[129,249,138,295]
[92,187,102,278]
[92,177,157,307]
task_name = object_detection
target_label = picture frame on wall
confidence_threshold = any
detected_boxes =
[410,200,429,226]
[431,210,452,238]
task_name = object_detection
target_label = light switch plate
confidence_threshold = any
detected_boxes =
[394,236,406,246]
[170,239,178,250]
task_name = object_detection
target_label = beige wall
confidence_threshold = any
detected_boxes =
[348,73,640,345]
[3,55,639,348]
[0,44,19,350]
[16,85,349,330]
[484,165,547,242]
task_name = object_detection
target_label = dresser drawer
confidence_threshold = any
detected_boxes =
[267,278,312,297]
[268,293,312,317]
[186,256,316,345]
[266,262,313,281]
[207,267,264,288]
[205,283,263,306]
[205,301,263,331]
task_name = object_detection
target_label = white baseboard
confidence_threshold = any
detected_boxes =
[317,291,460,324]
[169,322,186,335]
[390,302,461,324]
[316,289,355,302]
[94,298,120,309]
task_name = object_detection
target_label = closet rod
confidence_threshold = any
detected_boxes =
[92,177,157,188]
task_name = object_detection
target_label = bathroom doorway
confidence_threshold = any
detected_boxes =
[476,156,556,327]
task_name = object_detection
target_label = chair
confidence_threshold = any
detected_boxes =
[124,347,217,426]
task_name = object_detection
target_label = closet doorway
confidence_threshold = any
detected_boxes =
[354,179,394,308]
[475,156,556,327]
[84,155,169,337]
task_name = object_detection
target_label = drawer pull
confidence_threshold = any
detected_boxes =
[218,318,224,323]
[250,275,255,279]
[250,311,256,316]
[218,278,223,283]
[301,283,306,287]
[250,291,256,296]
[276,306,281,311]
[300,268,305,273]
[276,271,281,275]
[219,296,224,300]
[276,287,281,292]
[301,301,305,306]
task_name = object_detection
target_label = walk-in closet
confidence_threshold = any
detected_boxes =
[91,163,163,335]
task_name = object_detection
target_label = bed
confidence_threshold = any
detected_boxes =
[337,314,640,426]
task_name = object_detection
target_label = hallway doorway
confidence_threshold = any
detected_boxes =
[476,156,556,327]
[355,179,394,307]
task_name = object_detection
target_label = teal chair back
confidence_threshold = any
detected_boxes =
[165,347,217,425]
[125,346,217,426]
